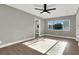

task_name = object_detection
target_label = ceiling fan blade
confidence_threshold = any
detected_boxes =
[35,8,43,11]
[47,8,56,11]
[47,11,50,13]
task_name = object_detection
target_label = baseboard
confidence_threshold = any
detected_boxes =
[0,37,35,48]
[44,34,76,39]
[39,34,45,37]
[0,34,76,48]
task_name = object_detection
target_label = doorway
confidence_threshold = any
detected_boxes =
[34,18,40,38]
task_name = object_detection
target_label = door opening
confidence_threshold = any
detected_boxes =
[34,18,40,38]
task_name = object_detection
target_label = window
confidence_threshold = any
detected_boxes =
[48,19,70,31]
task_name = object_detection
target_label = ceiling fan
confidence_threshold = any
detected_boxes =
[35,4,56,14]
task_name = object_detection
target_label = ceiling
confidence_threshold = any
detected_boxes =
[7,4,79,19]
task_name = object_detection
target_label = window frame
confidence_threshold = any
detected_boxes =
[48,19,70,31]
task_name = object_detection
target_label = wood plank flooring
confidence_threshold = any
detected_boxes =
[0,36,79,55]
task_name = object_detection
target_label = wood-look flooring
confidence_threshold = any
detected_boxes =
[0,36,79,55]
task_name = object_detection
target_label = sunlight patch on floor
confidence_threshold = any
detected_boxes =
[23,38,58,53]
[22,38,67,55]
[47,41,67,55]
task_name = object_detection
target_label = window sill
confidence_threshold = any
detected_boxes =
[48,29,70,31]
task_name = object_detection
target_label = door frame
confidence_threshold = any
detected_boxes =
[34,18,40,38]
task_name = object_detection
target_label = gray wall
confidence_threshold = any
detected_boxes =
[44,15,76,37]
[0,4,43,45]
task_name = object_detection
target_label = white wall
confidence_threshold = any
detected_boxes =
[76,8,79,41]
[40,19,45,36]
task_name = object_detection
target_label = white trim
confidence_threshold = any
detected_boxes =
[44,34,76,39]
[34,19,35,38]
[76,8,79,16]
[48,19,70,31]
[34,18,40,37]
[39,34,45,37]
[78,42,79,46]
[39,19,41,36]
[0,37,35,48]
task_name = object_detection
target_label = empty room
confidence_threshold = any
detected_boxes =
[0,4,79,55]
